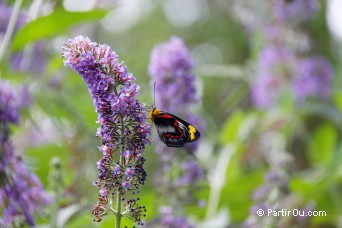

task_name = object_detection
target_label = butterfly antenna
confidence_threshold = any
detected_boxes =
[153,82,156,107]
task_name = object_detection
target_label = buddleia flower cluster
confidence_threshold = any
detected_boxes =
[251,45,333,108]
[148,36,204,227]
[233,0,333,108]
[0,80,51,227]
[62,36,150,226]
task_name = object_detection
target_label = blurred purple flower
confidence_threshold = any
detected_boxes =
[0,80,20,124]
[0,80,51,227]
[272,0,319,24]
[256,45,295,72]
[159,215,194,228]
[12,42,48,75]
[149,36,197,113]
[62,35,150,225]
[251,45,296,108]
[244,147,293,227]
[154,143,174,164]
[147,211,194,228]
[0,161,52,227]
[177,160,203,186]
[251,73,283,108]
[252,186,269,201]
[18,84,32,107]
[292,56,333,102]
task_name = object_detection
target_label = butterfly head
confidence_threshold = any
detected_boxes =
[149,106,160,120]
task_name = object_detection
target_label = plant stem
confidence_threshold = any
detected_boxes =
[205,144,235,220]
[0,0,23,62]
[116,116,125,228]
[115,157,122,228]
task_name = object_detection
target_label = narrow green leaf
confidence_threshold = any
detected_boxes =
[12,9,108,51]
[220,110,244,144]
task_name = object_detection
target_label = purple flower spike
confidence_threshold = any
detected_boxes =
[62,36,150,225]
[0,81,20,124]
[273,0,319,24]
[251,73,284,108]
[292,56,333,102]
[177,160,203,186]
[157,214,194,228]
[149,36,197,113]
[0,80,51,227]
[251,45,296,108]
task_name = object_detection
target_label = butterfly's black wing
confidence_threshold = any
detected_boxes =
[153,113,190,147]
[153,112,200,147]
[165,112,200,142]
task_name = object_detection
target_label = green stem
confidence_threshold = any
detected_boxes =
[115,158,122,228]
[0,0,23,62]
[205,144,235,220]
[115,115,125,228]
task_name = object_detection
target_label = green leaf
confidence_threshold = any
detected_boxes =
[290,175,320,197]
[220,110,244,144]
[333,91,342,113]
[225,143,246,181]
[327,142,342,175]
[220,169,265,222]
[12,9,108,51]
[27,144,69,186]
[290,175,336,225]
[308,123,337,166]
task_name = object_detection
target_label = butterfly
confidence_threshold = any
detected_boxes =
[149,107,200,147]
